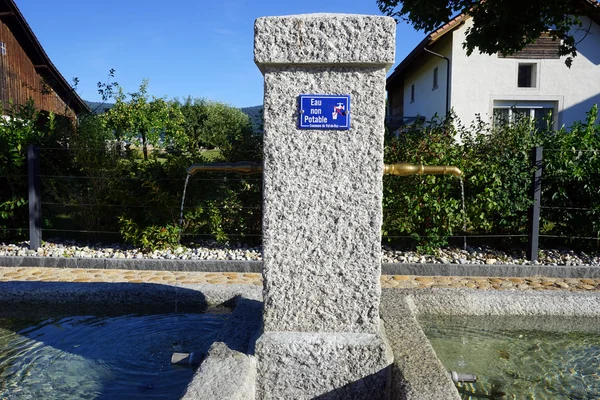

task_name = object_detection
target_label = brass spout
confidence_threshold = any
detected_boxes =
[186,161,263,175]
[186,161,462,177]
[383,163,462,177]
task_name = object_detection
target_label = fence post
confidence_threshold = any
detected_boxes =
[527,146,543,261]
[28,145,42,250]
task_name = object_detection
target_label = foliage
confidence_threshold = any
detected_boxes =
[377,0,599,67]
[540,105,600,244]
[0,101,45,237]
[459,115,541,243]
[118,217,180,251]
[383,115,464,252]
[174,97,256,155]
[102,80,185,160]
[40,114,124,235]
[4,72,597,252]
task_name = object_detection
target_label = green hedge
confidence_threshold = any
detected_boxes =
[1,99,598,253]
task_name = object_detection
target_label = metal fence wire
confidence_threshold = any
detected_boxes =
[3,144,597,258]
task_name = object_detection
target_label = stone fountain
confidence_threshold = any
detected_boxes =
[181,13,462,400]
[253,13,395,399]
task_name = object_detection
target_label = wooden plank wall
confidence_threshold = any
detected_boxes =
[499,35,561,60]
[388,83,404,117]
[0,20,75,118]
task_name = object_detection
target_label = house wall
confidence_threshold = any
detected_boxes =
[450,17,600,127]
[0,19,76,118]
[402,36,451,121]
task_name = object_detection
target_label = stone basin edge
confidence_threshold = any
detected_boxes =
[1,256,600,278]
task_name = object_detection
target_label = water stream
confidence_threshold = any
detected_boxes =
[178,174,191,243]
[459,177,467,251]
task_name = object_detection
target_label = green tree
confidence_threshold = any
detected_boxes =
[102,79,185,160]
[174,97,255,154]
[377,0,600,67]
[176,96,210,152]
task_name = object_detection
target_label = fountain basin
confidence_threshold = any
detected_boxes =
[419,314,600,399]
[1,276,600,399]
[380,289,600,399]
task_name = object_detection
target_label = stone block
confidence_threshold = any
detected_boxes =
[182,342,256,400]
[261,65,387,333]
[255,321,393,399]
[254,14,395,68]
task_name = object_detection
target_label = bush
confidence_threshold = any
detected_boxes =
[383,115,463,252]
[459,115,541,245]
[540,105,600,247]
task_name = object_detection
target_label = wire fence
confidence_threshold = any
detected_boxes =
[1,145,598,257]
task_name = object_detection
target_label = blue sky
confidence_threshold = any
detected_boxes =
[17,0,425,108]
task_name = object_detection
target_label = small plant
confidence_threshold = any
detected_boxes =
[118,217,180,251]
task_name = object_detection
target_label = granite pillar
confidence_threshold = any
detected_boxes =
[254,14,396,399]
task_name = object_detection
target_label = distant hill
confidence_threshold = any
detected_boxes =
[241,105,263,131]
[85,101,114,114]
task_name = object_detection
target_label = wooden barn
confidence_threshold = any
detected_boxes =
[0,0,88,120]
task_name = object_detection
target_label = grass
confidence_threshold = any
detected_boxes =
[200,148,222,161]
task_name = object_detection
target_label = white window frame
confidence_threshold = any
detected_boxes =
[0,41,6,56]
[493,100,557,129]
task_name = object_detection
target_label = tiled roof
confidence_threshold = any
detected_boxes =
[387,0,600,87]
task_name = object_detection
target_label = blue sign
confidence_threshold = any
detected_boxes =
[298,94,350,130]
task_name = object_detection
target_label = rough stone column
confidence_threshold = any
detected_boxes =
[254,14,395,399]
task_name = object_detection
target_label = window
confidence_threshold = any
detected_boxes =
[433,67,438,90]
[0,42,5,56]
[493,101,556,130]
[410,84,415,103]
[518,63,537,88]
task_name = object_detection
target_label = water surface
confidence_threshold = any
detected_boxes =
[0,312,227,399]
[419,315,600,400]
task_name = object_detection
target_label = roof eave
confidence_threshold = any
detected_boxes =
[3,0,90,114]
[387,14,468,88]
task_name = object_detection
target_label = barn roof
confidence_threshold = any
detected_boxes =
[0,0,89,114]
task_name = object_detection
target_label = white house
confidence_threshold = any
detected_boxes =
[386,9,600,130]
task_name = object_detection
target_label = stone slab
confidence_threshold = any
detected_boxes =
[3,257,599,279]
[379,296,460,400]
[182,342,256,400]
[0,281,261,318]
[254,14,395,68]
[255,321,393,399]
[401,287,600,316]
[182,298,262,400]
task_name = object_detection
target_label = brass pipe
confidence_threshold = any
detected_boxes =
[383,163,462,177]
[187,162,462,177]
[186,161,263,175]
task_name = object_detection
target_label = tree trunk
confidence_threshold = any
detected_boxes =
[142,132,148,160]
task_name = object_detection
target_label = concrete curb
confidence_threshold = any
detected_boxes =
[381,262,600,278]
[0,256,262,272]
[2,256,600,278]
[0,281,262,318]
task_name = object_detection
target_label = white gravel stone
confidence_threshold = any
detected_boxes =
[1,240,599,266]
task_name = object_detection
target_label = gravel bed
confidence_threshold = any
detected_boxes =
[0,240,599,266]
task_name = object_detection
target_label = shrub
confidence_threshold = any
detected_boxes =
[540,105,600,247]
